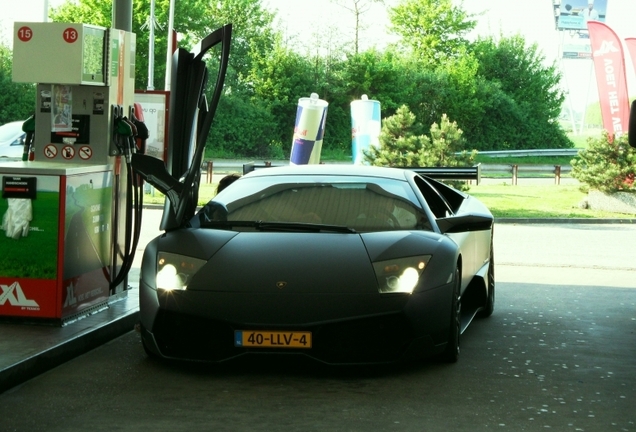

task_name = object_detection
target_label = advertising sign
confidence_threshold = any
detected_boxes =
[557,0,608,31]
[290,93,328,165]
[61,171,113,317]
[135,91,169,162]
[562,34,592,59]
[587,21,630,136]
[624,38,636,77]
[351,95,381,165]
[0,175,60,318]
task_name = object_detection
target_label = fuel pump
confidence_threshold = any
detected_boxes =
[0,22,144,324]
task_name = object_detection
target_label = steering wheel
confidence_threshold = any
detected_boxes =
[367,209,400,228]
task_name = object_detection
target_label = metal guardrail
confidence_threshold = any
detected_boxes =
[202,160,575,185]
[203,148,580,171]
[482,164,571,185]
[475,149,579,158]
[482,164,571,173]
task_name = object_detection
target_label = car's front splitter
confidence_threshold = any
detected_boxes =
[139,281,454,365]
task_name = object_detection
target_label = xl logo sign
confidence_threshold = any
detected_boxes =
[0,282,40,308]
[593,40,619,57]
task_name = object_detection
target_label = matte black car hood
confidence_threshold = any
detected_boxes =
[179,229,449,294]
[186,232,376,293]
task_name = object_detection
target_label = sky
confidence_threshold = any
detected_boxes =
[3,0,636,110]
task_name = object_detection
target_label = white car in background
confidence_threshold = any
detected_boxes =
[0,121,26,159]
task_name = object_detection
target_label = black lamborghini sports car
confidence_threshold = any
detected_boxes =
[138,164,495,364]
[132,25,494,365]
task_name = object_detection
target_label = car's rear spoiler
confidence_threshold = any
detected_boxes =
[405,165,481,185]
[242,162,481,185]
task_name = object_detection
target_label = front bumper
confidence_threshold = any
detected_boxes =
[139,281,453,365]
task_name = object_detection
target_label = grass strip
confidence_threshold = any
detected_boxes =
[142,182,635,219]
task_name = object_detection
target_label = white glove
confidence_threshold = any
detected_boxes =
[1,198,33,239]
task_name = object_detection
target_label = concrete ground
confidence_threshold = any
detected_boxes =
[0,220,634,432]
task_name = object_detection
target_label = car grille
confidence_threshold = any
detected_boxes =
[153,310,237,361]
[152,310,414,364]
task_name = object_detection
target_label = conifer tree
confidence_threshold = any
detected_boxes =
[364,105,476,190]
[571,132,636,193]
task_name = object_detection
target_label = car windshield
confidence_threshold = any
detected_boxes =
[195,174,432,232]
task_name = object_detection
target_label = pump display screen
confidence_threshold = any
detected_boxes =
[82,27,105,84]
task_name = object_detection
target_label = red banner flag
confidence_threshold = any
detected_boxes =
[587,21,630,137]
[625,37,636,76]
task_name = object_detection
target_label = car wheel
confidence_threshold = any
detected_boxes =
[440,267,461,363]
[478,237,495,318]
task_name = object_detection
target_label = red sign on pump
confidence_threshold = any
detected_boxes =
[17,26,33,42]
[63,27,78,43]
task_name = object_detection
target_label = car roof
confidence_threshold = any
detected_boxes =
[242,164,414,181]
[0,121,26,136]
[0,121,25,129]
[0,121,26,144]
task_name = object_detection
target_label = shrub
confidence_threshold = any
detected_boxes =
[364,105,476,191]
[570,132,636,193]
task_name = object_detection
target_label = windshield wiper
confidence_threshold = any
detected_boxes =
[257,222,357,233]
[200,220,356,233]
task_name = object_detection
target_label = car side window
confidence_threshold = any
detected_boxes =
[413,176,454,219]
[11,135,25,146]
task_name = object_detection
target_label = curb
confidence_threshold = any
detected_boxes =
[0,310,139,394]
[495,218,635,224]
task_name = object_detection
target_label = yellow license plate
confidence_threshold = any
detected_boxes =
[234,330,312,348]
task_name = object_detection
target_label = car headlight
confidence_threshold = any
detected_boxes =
[156,252,206,291]
[372,255,431,294]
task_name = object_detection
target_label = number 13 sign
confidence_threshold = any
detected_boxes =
[63,28,78,43]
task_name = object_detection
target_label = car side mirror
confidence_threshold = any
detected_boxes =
[437,213,493,234]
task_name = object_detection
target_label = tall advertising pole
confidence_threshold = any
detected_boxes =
[112,0,133,32]
[148,0,156,90]
[165,0,176,91]
[553,0,610,134]
[42,0,49,21]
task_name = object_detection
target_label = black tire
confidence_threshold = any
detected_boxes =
[440,268,461,363]
[478,239,495,318]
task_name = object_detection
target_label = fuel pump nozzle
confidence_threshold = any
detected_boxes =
[21,115,35,161]
[131,107,149,155]
[114,116,135,162]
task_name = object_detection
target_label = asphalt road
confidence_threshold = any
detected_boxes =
[0,219,634,432]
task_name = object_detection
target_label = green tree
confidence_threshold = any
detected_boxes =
[364,105,476,190]
[0,43,36,124]
[51,0,281,158]
[246,40,316,155]
[51,0,173,90]
[190,0,277,95]
[471,35,570,150]
[207,95,280,158]
[50,0,276,93]
[388,0,477,66]
[571,132,636,193]
[330,0,385,54]
[364,105,424,167]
